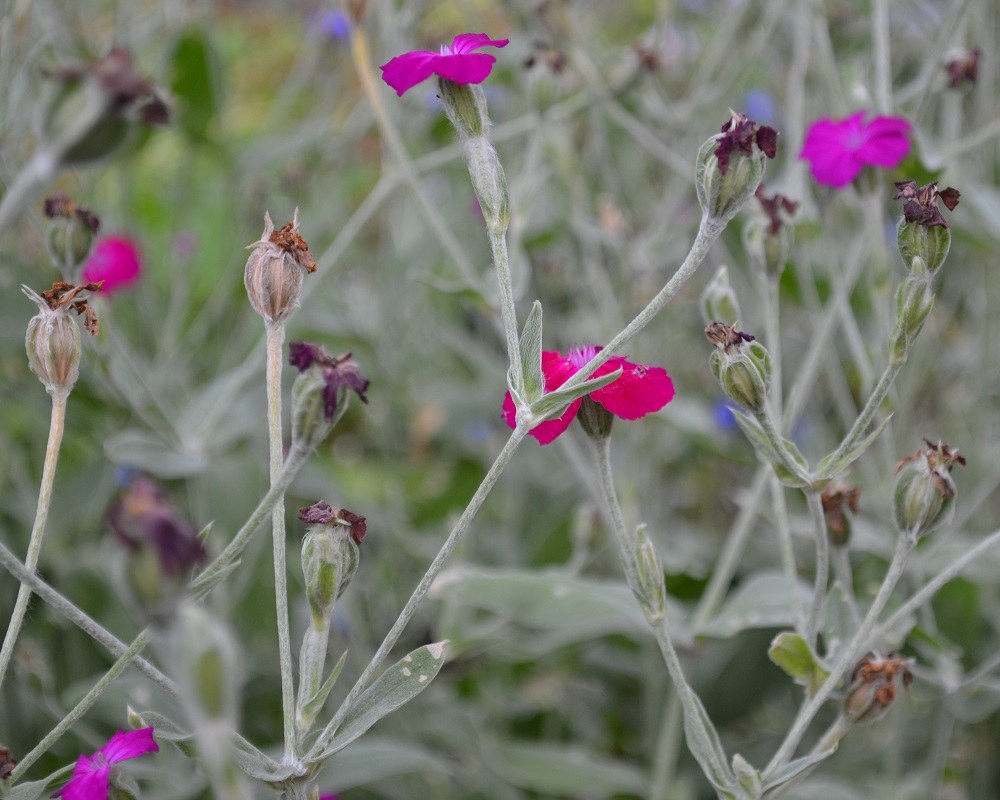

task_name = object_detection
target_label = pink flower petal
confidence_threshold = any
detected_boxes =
[380,32,508,96]
[52,760,110,800]
[379,51,441,96]
[81,236,142,294]
[432,53,498,86]
[589,358,675,420]
[450,33,510,54]
[800,112,911,189]
[101,728,159,763]
[855,116,911,167]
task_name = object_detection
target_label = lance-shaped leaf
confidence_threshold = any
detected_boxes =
[298,650,348,731]
[322,642,448,757]
[528,368,622,423]
[768,631,830,696]
[518,301,545,404]
[731,408,811,488]
[815,413,894,482]
[761,749,837,795]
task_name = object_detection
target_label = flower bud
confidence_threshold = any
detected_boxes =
[108,476,207,625]
[821,484,861,547]
[732,754,762,797]
[893,440,965,540]
[700,265,742,326]
[244,210,316,323]
[438,78,490,139]
[633,525,667,624]
[742,185,798,278]
[843,653,913,726]
[705,322,771,414]
[289,342,370,449]
[464,137,510,235]
[23,282,102,398]
[888,273,934,364]
[43,192,100,277]
[576,395,615,441]
[696,111,777,224]
[296,501,365,733]
[893,180,960,273]
[38,48,168,167]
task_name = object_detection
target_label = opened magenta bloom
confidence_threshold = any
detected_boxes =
[502,346,675,445]
[799,112,911,189]
[380,33,509,97]
[52,728,158,800]
[81,236,142,294]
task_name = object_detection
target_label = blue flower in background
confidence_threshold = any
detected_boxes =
[310,10,350,41]
[743,89,775,127]
[713,398,740,433]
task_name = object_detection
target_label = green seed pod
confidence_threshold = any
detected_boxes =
[291,369,337,450]
[633,525,667,624]
[700,265,742,326]
[695,113,776,224]
[893,440,965,540]
[706,323,772,414]
[897,219,950,275]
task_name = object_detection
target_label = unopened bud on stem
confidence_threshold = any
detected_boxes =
[633,525,667,623]
[696,111,777,224]
[700,265,742,326]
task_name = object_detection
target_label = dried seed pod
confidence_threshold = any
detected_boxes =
[244,209,316,323]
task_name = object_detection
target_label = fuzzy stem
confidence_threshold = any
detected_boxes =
[559,215,725,394]
[831,545,862,631]
[650,690,684,800]
[820,361,901,479]
[487,223,522,394]
[11,630,153,780]
[0,392,67,689]
[308,426,529,759]
[265,319,296,758]
[0,149,58,237]
[770,474,805,637]
[191,442,311,596]
[591,436,731,792]
[764,535,914,778]
[349,27,478,288]
[804,490,830,651]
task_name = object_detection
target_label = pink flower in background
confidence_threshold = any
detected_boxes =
[799,112,911,188]
[502,346,675,445]
[81,236,142,294]
[380,33,509,96]
[52,728,158,800]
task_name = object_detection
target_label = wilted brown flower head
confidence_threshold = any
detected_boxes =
[895,439,966,499]
[244,210,317,323]
[299,500,367,544]
[894,180,960,229]
[715,111,778,175]
[946,47,980,88]
[821,484,861,546]
[289,341,370,421]
[0,745,16,780]
[43,192,100,232]
[754,184,799,236]
[36,281,104,335]
[109,476,207,576]
[844,653,913,725]
[705,321,755,351]
[46,47,169,125]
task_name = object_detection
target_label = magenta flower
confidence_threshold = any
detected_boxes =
[52,728,158,800]
[380,33,509,97]
[799,112,911,188]
[81,236,142,294]
[502,346,675,445]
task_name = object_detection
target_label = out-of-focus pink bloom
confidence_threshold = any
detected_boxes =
[52,728,158,800]
[380,33,509,97]
[81,236,142,294]
[799,112,911,188]
[319,794,341,800]
[502,346,675,445]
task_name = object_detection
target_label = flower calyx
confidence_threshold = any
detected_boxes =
[705,322,771,414]
[893,439,966,540]
[843,653,913,726]
[696,111,776,223]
